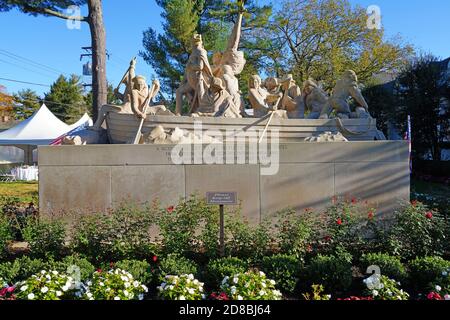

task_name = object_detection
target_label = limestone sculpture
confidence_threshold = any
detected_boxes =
[304,132,349,142]
[175,34,214,116]
[144,125,221,144]
[329,70,371,119]
[279,74,302,118]
[248,75,284,118]
[93,58,169,130]
[301,79,331,119]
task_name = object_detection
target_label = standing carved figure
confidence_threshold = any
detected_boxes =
[176,34,214,115]
[329,70,371,119]
[212,10,246,115]
[280,74,302,118]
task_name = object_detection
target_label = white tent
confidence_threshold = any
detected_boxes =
[0,104,92,164]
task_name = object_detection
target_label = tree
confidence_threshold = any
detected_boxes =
[13,89,42,120]
[0,85,14,119]
[0,0,107,121]
[140,0,272,99]
[393,55,449,161]
[251,0,413,89]
[44,75,87,123]
[84,82,121,112]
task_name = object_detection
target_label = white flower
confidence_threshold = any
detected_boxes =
[231,286,237,295]
[27,293,35,300]
[138,294,144,300]
[86,292,93,298]
[222,276,229,285]
[372,290,379,297]
[233,277,239,284]
[187,288,195,295]
[41,270,46,274]
[199,287,203,292]
[261,282,267,288]
[87,281,92,286]
[56,291,62,297]
[270,280,276,285]
[435,285,442,292]
[41,287,49,293]
[201,294,206,299]
[62,285,69,292]
[124,282,130,288]
[133,281,140,288]
[52,271,58,275]
[237,295,243,300]
[100,282,105,287]
[444,294,450,301]
[20,285,28,292]
[121,276,128,282]
[259,290,266,296]
[259,271,265,277]
[124,290,129,297]
[142,285,148,293]
[179,296,186,300]
[114,296,121,300]
[45,275,51,280]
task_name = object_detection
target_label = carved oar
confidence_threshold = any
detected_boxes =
[258,110,276,144]
[116,57,136,91]
[132,87,154,145]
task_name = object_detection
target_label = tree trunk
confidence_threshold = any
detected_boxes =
[88,0,107,122]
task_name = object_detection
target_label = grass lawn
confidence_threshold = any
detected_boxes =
[0,181,38,203]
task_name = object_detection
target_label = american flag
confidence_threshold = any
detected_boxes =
[49,120,91,146]
[404,115,412,173]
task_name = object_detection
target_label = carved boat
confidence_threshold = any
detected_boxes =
[105,112,385,144]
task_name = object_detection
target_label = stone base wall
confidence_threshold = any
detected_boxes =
[38,142,410,223]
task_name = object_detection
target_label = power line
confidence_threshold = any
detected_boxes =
[0,77,51,88]
[0,49,67,75]
[0,58,56,79]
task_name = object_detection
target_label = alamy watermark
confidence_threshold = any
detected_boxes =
[66,5,82,30]
[170,121,280,176]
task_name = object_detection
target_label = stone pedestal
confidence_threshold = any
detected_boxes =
[38,142,410,223]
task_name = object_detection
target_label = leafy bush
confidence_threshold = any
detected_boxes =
[409,256,450,291]
[114,260,154,286]
[363,275,409,300]
[52,255,95,282]
[157,274,205,300]
[319,199,372,258]
[205,257,249,288]
[386,202,447,260]
[261,254,301,295]
[0,214,12,260]
[302,285,331,300]
[360,253,407,282]
[158,254,198,282]
[430,267,450,296]
[70,205,157,263]
[16,270,80,300]
[275,209,314,260]
[83,269,148,300]
[0,256,50,285]
[305,250,353,293]
[225,215,273,262]
[220,271,282,300]
[1,197,38,241]
[22,218,66,259]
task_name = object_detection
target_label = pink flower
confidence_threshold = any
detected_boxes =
[427,292,443,300]
[368,211,374,220]
[152,255,158,263]
[166,206,175,213]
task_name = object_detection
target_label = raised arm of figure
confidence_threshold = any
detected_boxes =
[227,12,243,52]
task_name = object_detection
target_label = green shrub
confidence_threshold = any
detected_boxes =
[409,256,450,291]
[0,256,50,284]
[261,254,302,295]
[205,257,249,288]
[305,250,353,293]
[157,196,221,258]
[225,215,273,262]
[275,209,314,260]
[71,205,157,263]
[22,218,66,259]
[158,254,198,282]
[52,255,95,282]
[386,202,447,260]
[114,260,154,286]
[360,253,407,282]
[0,214,12,260]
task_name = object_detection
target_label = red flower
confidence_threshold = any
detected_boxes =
[109,262,115,268]
[427,292,443,300]
[152,255,158,263]
[425,212,433,219]
[368,211,374,220]
[0,288,6,297]
[6,286,14,294]
[351,197,358,204]
[166,206,175,213]
[411,200,418,207]
[324,235,332,242]
[96,268,102,273]
[336,218,343,226]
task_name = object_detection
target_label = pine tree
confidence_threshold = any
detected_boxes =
[13,89,42,120]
